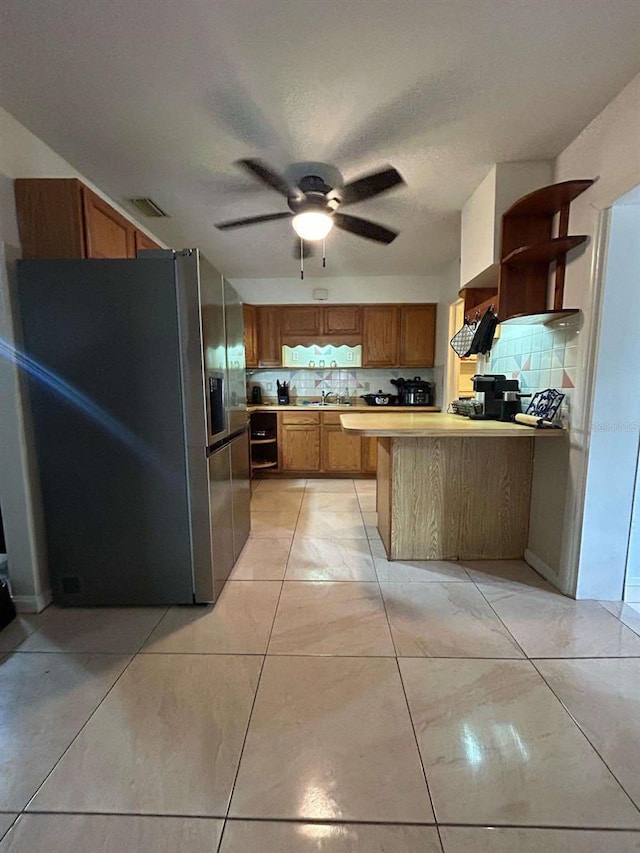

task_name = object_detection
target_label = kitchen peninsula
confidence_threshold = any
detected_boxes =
[340,413,564,561]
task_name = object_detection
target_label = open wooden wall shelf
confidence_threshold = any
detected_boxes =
[461,179,594,324]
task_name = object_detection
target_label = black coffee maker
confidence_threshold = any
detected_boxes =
[469,374,525,421]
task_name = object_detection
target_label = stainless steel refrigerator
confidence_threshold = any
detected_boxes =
[16,249,250,606]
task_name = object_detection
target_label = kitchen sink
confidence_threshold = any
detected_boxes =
[296,402,354,408]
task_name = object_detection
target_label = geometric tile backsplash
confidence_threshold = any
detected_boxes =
[246,366,435,404]
[482,312,581,422]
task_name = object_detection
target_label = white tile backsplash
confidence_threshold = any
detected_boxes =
[247,366,436,404]
[484,313,582,424]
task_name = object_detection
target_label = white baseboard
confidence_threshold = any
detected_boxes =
[524,549,573,597]
[13,588,53,614]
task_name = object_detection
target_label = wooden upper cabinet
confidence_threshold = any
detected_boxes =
[256,306,282,367]
[281,306,322,338]
[324,305,361,336]
[398,304,436,367]
[82,188,135,258]
[243,305,259,368]
[362,306,399,367]
[134,230,161,253]
[15,178,86,259]
[14,177,160,261]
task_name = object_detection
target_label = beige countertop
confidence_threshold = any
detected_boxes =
[248,404,441,413]
[339,412,565,438]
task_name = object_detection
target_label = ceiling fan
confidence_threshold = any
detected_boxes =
[215,159,405,246]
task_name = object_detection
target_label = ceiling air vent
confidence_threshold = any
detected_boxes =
[127,197,169,218]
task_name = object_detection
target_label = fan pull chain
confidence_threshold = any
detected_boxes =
[322,239,326,268]
[300,238,304,280]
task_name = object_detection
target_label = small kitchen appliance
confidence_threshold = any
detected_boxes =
[251,385,263,404]
[391,377,434,406]
[360,391,398,406]
[277,380,290,404]
[469,374,529,421]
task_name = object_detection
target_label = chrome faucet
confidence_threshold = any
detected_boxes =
[320,390,336,405]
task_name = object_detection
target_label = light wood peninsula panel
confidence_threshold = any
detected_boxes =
[342,413,562,561]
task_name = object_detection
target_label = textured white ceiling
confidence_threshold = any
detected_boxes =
[1,0,639,277]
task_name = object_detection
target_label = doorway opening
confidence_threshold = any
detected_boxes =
[577,184,640,602]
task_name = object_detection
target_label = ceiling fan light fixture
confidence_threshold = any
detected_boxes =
[292,211,333,241]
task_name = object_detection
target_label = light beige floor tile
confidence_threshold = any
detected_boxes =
[0,815,16,842]
[0,652,130,811]
[462,559,554,592]
[478,585,640,657]
[229,656,433,822]
[535,658,640,808]
[362,512,381,539]
[17,607,166,654]
[142,582,281,654]
[304,479,356,493]
[353,479,377,494]
[296,511,367,539]
[268,582,395,656]
[400,658,640,828]
[357,494,377,512]
[381,582,524,658]
[375,556,471,583]
[301,493,361,513]
[220,821,442,852]
[29,654,262,816]
[601,601,640,638]
[253,478,306,491]
[285,538,376,581]
[440,827,640,852]
[250,490,303,513]
[0,814,223,852]
[230,538,291,580]
[250,511,298,538]
[0,609,55,653]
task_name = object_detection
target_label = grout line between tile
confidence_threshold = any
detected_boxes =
[529,658,640,817]
[21,650,139,814]
[14,810,640,832]
[467,576,530,660]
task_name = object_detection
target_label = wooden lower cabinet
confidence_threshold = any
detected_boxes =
[281,424,321,471]
[323,426,362,472]
[274,411,375,475]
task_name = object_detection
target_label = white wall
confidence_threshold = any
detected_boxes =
[0,108,165,611]
[576,202,640,599]
[230,274,445,305]
[532,70,640,596]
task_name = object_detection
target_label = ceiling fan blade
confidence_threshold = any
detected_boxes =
[292,240,315,259]
[337,166,405,206]
[215,211,292,230]
[332,213,398,244]
[236,158,292,197]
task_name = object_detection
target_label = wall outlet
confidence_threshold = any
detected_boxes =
[364,382,370,392]
[265,382,273,391]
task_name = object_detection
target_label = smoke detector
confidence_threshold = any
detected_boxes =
[313,288,329,301]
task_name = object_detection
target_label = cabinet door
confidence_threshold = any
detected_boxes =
[14,178,86,259]
[281,305,322,337]
[256,306,281,366]
[134,230,161,253]
[281,425,321,471]
[398,304,436,367]
[324,305,361,336]
[362,306,399,366]
[362,436,378,473]
[243,305,259,368]
[82,189,136,258]
[322,426,362,472]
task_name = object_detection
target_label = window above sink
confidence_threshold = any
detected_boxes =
[282,343,362,369]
